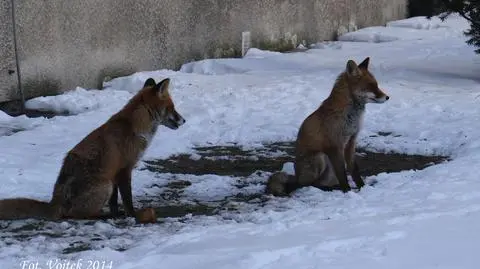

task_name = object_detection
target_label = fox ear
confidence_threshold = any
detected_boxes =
[144,78,156,88]
[358,57,370,69]
[154,78,170,98]
[346,60,361,77]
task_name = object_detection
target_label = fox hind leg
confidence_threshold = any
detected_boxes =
[309,153,344,191]
[296,152,342,190]
[65,180,114,219]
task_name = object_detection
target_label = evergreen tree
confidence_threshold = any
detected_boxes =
[429,1,480,53]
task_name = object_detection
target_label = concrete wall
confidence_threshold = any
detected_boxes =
[1,0,407,104]
[0,0,18,103]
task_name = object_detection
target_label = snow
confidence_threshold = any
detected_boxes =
[338,26,429,43]
[1,13,480,268]
[179,48,285,75]
[386,15,449,30]
[25,87,133,115]
[0,110,45,136]
[281,162,295,175]
[338,14,468,43]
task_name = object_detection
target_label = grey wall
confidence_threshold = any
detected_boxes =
[1,0,406,103]
[0,0,18,103]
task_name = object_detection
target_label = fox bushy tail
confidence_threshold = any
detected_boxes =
[266,171,344,196]
[0,198,58,220]
[266,172,302,197]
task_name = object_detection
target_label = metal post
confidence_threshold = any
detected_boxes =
[10,0,25,113]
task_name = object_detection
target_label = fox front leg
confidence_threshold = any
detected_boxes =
[345,135,365,189]
[326,149,351,193]
[351,161,364,188]
[116,168,135,217]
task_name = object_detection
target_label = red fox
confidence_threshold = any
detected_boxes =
[266,57,389,196]
[0,77,185,223]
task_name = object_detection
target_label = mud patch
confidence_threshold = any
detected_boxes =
[0,126,26,136]
[144,141,447,177]
[24,109,70,119]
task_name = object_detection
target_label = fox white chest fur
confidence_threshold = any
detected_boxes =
[136,125,159,160]
[343,101,365,138]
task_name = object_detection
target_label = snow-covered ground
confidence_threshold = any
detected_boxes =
[1,14,480,268]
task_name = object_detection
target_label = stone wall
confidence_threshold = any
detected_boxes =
[0,0,407,105]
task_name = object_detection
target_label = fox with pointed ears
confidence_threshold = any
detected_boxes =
[0,78,185,223]
[267,57,389,196]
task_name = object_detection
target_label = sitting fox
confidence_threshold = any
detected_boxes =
[0,77,185,222]
[267,57,389,196]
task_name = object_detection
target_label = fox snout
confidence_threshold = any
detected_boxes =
[164,110,186,130]
[366,89,389,104]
